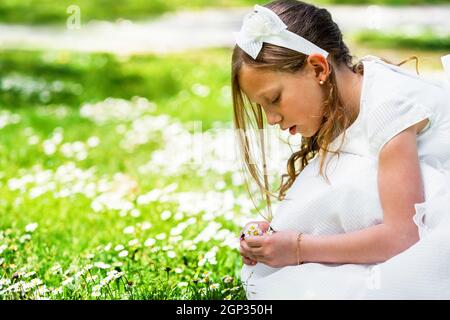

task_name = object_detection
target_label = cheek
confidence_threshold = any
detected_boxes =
[285,90,324,123]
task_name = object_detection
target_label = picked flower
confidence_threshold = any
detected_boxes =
[240,223,263,239]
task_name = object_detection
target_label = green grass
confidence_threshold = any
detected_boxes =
[0,0,259,25]
[353,29,450,51]
[0,0,448,25]
[0,48,259,300]
[0,49,234,130]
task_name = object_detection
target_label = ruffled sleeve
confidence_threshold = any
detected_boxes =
[366,96,433,156]
[442,54,450,83]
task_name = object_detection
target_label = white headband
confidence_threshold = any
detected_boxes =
[234,5,329,60]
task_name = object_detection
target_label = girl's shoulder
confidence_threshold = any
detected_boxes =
[360,55,446,103]
[358,55,446,156]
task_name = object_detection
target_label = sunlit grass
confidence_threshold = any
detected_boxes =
[0,48,234,130]
[0,48,259,300]
[352,29,450,51]
[0,97,253,299]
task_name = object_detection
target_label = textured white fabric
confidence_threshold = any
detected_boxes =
[240,54,450,299]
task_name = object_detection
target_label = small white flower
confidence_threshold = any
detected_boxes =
[52,287,63,295]
[28,136,40,145]
[19,234,32,243]
[191,83,210,97]
[49,264,62,274]
[130,209,141,217]
[123,226,135,235]
[92,285,102,297]
[43,141,56,155]
[209,283,220,290]
[155,233,166,240]
[86,275,98,282]
[118,250,128,258]
[128,239,139,247]
[23,271,36,278]
[29,278,43,287]
[161,210,172,221]
[214,181,226,190]
[167,251,176,258]
[112,272,124,280]
[141,222,152,230]
[87,136,100,148]
[114,244,124,252]
[144,238,156,247]
[242,223,263,238]
[86,253,95,259]
[75,270,85,278]
[174,268,183,274]
[107,270,119,277]
[62,277,74,286]
[177,282,188,287]
[94,262,111,269]
[198,258,206,267]
[25,223,38,233]
[174,212,184,221]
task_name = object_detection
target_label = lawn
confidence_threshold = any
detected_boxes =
[352,30,450,51]
[0,48,268,299]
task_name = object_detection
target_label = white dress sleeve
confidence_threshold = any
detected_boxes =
[366,95,433,156]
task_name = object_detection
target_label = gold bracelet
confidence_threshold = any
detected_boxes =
[296,233,304,265]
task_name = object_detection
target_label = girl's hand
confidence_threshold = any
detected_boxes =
[241,230,299,268]
[239,221,270,266]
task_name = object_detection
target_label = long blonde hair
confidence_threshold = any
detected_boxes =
[231,0,419,223]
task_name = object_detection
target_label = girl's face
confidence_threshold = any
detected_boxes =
[238,57,327,137]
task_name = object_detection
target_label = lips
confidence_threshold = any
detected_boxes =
[289,125,297,135]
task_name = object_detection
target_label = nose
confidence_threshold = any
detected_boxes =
[266,112,282,126]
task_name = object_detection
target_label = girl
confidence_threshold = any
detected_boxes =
[231,0,450,299]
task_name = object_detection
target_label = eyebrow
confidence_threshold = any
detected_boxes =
[252,87,278,104]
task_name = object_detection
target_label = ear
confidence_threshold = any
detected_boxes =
[306,54,330,83]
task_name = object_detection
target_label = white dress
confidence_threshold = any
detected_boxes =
[240,54,450,299]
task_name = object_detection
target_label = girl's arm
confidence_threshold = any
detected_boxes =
[300,124,423,264]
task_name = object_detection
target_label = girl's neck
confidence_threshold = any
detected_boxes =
[335,65,363,126]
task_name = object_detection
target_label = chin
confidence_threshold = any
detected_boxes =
[302,127,320,138]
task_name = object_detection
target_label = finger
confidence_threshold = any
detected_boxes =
[242,256,257,265]
[241,241,264,261]
[251,247,264,256]
[240,240,254,257]
[258,221,270,233]
[245,235,265,248]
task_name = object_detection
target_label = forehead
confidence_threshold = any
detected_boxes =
[238,64,280,100]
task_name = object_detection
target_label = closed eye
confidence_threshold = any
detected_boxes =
[271,94,281,105]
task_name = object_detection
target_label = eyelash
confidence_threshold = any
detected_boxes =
[272,94,281,104]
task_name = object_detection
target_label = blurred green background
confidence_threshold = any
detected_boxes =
[0,0,449,300]
[0,0,448,24]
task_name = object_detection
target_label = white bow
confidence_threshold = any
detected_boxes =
[234,5,329,60]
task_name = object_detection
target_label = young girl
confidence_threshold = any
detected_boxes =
[231,0,450,299]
